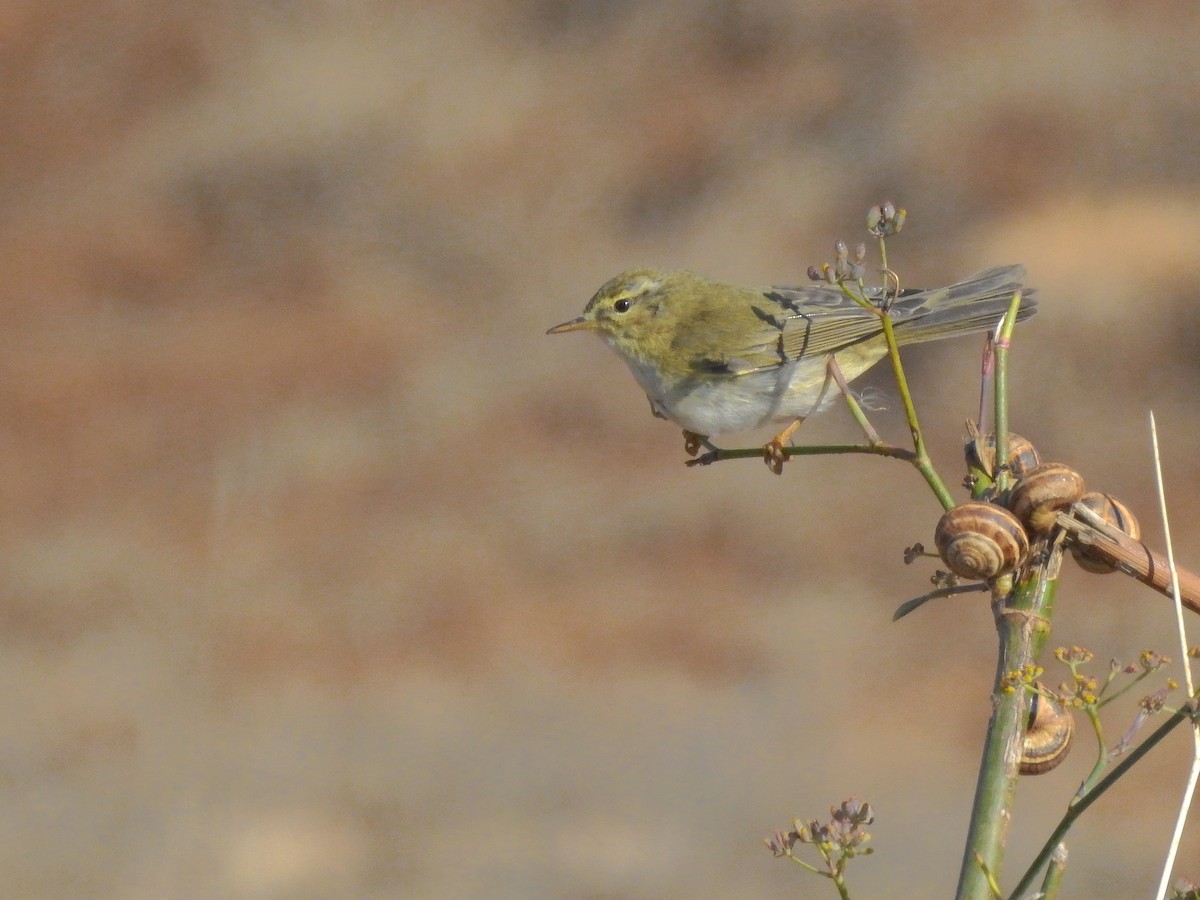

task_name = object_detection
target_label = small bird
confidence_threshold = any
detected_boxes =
[547,265,1035,472]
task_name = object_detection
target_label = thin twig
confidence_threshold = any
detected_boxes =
[685,442,916,467]
[835,269,954,507]
[977,333,994,433]
[1007,696,1200,900]
[991,293,1025,495]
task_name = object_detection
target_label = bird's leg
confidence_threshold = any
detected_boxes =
[647,397,713,458]
[647,396,668,420]
[762,360,838,474]
[828,355,883,445]
[646,396,720,463]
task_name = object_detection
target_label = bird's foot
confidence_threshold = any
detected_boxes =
[763,418,805,475]
[763,439,789,475]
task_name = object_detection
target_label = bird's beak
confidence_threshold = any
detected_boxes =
[546,315,594,335]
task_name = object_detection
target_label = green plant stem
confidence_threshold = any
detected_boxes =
[954,289,1045,899]
[783,854,822,876]
[687,442,916,467]
[1006,697,1200,900]
[876,310,955,509]
[1072,705,1109,801]
[834,271,955,508]
[1095,669,1157,709]
[1038,843,1067,900]
[784,848,852,899]
[955,552,1060,899]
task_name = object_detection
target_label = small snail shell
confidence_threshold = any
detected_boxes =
[1008,463,1086,534]
[1071,492,1141,574]
[1020,686,1074,775]
[934,502,1030,580]
[966,432,1041,480]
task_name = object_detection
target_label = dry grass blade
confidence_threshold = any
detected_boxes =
[1148,412,1198,900]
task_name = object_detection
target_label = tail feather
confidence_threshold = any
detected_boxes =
[891,265,1036,346]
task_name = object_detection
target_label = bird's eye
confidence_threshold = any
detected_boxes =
[613,298,632,313]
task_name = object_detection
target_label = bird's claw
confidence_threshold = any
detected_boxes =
[682,431,707,457]
[763,440,788,475]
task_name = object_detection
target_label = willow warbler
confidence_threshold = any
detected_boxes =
[547,265,1034,471]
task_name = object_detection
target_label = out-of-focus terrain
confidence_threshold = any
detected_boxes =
[4,3,1200,897]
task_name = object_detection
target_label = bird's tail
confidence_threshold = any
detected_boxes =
[891,265,1036,345]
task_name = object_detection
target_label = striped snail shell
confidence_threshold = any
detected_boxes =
[1071,491,1141,574]
[934,501,1030,580]
[966,432,1042,480]
[1008,463,1086,534]
[1020,686,1074,775]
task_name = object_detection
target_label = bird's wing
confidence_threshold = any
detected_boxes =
[675,266,1031,377]
[719,286,889,374]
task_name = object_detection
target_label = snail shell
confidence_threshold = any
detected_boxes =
[934,502,1030,580]
[966,432,1041,481]
[1008,463,1086,534]
[1071,492,1141,574]
[1020,686,1074,775]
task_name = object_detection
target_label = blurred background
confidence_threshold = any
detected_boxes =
[3,2,1200,897]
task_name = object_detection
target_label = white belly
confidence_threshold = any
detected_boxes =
[627,357,832,436]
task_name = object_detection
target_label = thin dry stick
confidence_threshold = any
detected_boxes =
[1151,412,1198,698]
[1053,507,1200,616]
[1149,412,1200,900]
